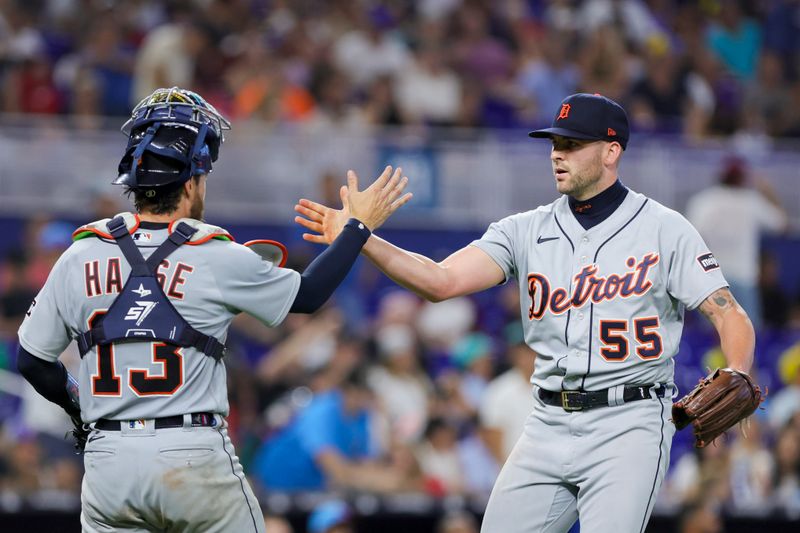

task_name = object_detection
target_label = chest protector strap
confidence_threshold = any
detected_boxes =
[76,216,226,362]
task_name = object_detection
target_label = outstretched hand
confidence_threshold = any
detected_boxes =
[294,166,412,245]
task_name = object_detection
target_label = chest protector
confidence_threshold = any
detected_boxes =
[76,216,225,361]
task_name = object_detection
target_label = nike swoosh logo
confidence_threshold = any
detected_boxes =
[537,236,559,244]
[87,434,105,444]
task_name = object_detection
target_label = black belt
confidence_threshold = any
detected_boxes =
[95,412,217,431]
[538,384,666,412]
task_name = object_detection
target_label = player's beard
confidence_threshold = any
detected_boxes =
[558,157,604,200]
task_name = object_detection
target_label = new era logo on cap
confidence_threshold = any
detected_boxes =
[529,93,630,149]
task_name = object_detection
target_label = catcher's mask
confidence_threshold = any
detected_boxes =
[115,87,231,191]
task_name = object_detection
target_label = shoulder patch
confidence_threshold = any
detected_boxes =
[169,218,235,245]
[72,212,140,241]
[696,252,720,272]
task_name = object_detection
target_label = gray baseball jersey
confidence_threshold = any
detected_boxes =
[471,189,727,392]
[472,189,728,533]
[18,215,300,422]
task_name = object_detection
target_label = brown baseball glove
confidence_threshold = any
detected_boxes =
[672,368,763,448]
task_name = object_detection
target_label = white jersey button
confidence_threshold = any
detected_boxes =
[581,255,587,263]
[578,312,584,320]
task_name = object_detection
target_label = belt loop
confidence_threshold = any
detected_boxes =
[647,383,663,400]
[607,385,625,406]
[182,413,193,431]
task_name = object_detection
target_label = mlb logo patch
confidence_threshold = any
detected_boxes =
[133,232,152,243]
[696,252,720,272]
[128,419,146,430]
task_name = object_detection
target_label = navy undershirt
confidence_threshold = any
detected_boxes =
[568,179,628,230]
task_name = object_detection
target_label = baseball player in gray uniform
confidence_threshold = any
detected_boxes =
[16,87,410,533]
[295,93,755,532]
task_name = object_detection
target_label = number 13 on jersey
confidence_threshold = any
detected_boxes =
[89,311,184,396]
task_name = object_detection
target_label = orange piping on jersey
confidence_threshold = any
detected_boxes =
[167,220,235,244]
[243,239,289,268]
[72,215,142,241]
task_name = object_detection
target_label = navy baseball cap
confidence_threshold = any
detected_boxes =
[529,93,629,150]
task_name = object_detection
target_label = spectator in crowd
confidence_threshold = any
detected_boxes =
[515,27,580,127]
[665,440,732,508]
[727,419,774,512]
[743,51,792,137]
[577,24,631,102]
[252,365,410,493]
[705,1,762,81]
[576,0,669,50]
[759,252,792,329]
[479,323,536,465]
[449,332,494,415]
[132,16,212,103]
[767,343,800,431]
[367,323,432,443]
[394,43,462,127]
[415,417,466,495]
[627,45,692,133]
[772,421,800,516]
[762,0,800,81]
[685,156,788,328]
[332,6,409,90]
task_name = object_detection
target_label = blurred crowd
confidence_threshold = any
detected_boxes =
[1,0,800,140]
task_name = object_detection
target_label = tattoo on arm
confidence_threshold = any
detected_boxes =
[699,288,736,321]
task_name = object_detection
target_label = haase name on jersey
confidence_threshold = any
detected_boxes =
[84,258,195,299]
[527,253,660,320]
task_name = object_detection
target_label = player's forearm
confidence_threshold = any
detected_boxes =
[17,347,81,417]
[362,235,454,302]
[290,219,371,313]
[698,288,755,372]
[716,306,755,372]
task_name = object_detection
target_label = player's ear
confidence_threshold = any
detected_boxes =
[183,176,198,196]
[604,142,623,166]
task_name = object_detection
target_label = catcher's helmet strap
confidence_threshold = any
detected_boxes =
[129,124,161,184]
[189,123,211,176]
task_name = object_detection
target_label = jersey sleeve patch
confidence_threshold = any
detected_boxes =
[72,212,140,241]
[696,252,720,272]
[170,218,235,244]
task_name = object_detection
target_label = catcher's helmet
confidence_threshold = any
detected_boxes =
[115,87,231,190]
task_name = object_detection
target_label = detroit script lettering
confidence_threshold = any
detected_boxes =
[528,253,659,320]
